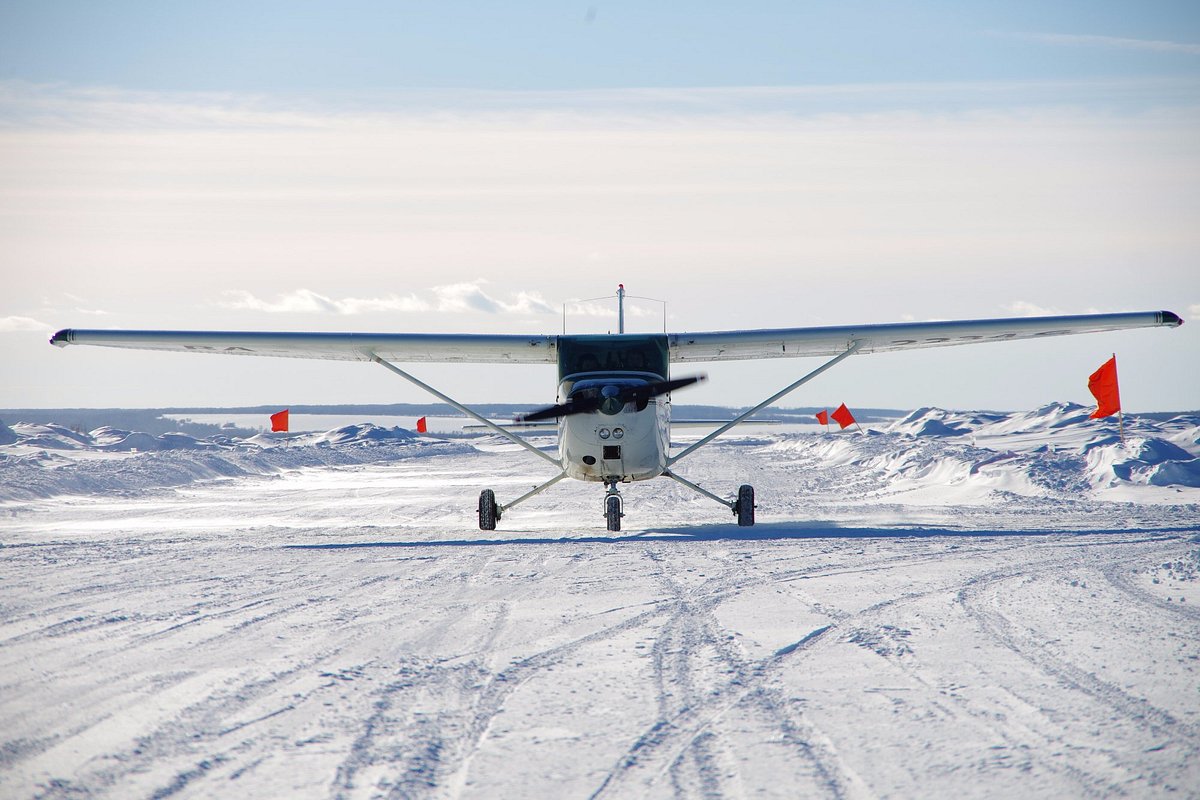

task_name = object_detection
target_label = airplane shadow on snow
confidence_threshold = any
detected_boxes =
[283,520,1200,551]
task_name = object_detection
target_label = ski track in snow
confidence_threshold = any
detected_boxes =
[2,411,1199,799]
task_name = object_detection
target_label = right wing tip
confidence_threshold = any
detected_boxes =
[49,329,73,347]
[1161,311,1184,328]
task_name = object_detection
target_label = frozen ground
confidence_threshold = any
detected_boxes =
[1,404,1199,799]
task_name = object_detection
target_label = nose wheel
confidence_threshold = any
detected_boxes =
[604,481,623,532]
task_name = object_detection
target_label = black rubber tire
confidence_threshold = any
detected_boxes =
[736,484,755,527]
[478,489,498,531]
[606,495,621,532]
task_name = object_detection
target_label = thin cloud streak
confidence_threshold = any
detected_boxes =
[0,315,50,332]
[4,77,1197,133]
[1017,32,1200,56]
[432,282,555,315]
[221,283,557,316]
[222,289,430,315]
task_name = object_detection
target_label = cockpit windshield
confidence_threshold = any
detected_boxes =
[558,334,668,381]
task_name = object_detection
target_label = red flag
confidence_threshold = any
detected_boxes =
[1088,356,1121,419]
[815,410,830,425]
[270,409,289,433]
[831,403,856,430]
[416,416,428,434]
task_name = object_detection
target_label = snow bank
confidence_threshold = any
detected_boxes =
[755,404,1200,501]
[0,422,472,502]
[3,408,1197,504]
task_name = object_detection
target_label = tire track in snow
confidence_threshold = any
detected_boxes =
[1099,558,1200,623]
[951,546,1200,794]
[588,551,854,799]
[330,600,678,799]
[585,539,1062,798]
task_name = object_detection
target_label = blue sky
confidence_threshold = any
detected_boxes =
[2,1,1198,411]
[4,1,1200,91]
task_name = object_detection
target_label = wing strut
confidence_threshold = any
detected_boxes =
[667,340,862,467]
[370,355,561,469]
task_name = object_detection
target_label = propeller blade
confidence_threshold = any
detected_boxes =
[517,403,570,423]
[619,374,705,404]
[516,374,704,422]
[517,395,602,422]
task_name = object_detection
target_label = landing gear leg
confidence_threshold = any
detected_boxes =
[604,480,623,532]
[662,470,756,527]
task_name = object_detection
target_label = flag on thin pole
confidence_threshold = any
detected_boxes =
[1088,354,1125,442]
[270,409,289,432]
[815,409,830,429]
[831,403,863,433]
[416,416,428,434]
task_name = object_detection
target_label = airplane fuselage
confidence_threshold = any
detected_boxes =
[559,385,670,482]
[554,334,673,483]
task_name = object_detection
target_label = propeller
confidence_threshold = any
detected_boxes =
[518,375,706,422]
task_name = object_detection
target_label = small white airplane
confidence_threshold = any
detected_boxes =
[51,287,1182,531]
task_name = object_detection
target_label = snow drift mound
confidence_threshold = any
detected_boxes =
[766,403,1200,497]
[7,423,93,450]
[305,423,420,446]
[0,421,471,501]
[888,408,1001,437]
[88,426,218,452]
[1087,437,1200,488]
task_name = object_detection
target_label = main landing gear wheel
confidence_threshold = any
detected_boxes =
[478,489,499,531]
[605,495,622,532]
[735,484,755,527]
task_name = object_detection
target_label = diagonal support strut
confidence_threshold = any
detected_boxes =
[667,340,861,467]
[371,354,561,469]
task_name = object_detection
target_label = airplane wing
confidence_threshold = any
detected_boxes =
[49,330,558,364]
[667,311,1183,362]
[50,310,1181,364]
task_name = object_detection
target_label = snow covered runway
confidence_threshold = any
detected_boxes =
[2,416,1199,798]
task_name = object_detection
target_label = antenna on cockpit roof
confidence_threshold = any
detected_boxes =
[617,283,625,334]
[561,285,666,334]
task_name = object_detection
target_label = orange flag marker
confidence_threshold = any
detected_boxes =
[1088,354,1125,442]
[831,403,861,432]
[416,416,428,434]
[270,409,289,433]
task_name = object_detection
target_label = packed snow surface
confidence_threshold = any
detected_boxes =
[1,405,1198,798]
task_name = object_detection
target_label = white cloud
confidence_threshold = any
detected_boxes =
[432,281,555,315]
[221,284,557,316]
[1188,304,1200,322]
[0,315,50,332]
[1005,301,1064,317]
[1017,32,1200,56]
[221,289,429,314]
[564,300,659,318]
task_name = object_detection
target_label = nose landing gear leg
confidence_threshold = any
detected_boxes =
[604,480,624,532]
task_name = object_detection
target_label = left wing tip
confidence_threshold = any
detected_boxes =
[49,329,73,347]
[1161,311,1184,328]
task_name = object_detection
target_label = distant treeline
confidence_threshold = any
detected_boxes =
[0,409,259,437]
